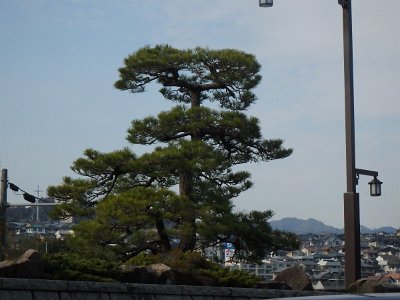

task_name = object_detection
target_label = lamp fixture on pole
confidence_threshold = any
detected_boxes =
[259,0,273,7]
[369,177,382,197]
[355,168,382,197]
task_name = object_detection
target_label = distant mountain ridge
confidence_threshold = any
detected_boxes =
[270,217,397,235]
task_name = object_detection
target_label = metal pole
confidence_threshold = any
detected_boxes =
[0,169,8,260]
[35,185,42,222]
[340,0,361,288]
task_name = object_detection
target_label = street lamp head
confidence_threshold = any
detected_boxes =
[369,176,382,197]
[259,0,273,7]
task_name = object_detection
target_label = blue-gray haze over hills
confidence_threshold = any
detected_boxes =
[270,217,397,235]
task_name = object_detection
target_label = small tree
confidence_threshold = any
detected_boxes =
[49,45,298,261]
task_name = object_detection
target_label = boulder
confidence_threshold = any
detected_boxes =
[273,266,313,291]
[120,263,217,286]
[349,278,400,294]
[158,268,217,286]
[119,265,158,283]
[0,249,44,279]
[148,263,171,276]
[258,281,292,290]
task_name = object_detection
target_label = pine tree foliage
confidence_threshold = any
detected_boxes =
[48,45,298,261]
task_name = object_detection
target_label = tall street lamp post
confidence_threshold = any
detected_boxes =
[340,0,361,288]
[259,0,382,288]
[0,169,8,261]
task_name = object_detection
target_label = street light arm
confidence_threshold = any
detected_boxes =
[355,168,378,178]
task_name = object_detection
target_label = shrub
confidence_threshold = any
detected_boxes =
[44,252,119,282]
[126,250,259,288]
[44,250,259,287]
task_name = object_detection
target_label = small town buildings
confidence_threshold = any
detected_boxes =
[25,223,47,235]
[377,255,400,273]
[7,221,74,240]
[216,231,400,290]
[6,215,400,291]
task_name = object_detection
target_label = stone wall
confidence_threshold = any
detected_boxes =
[0,278,335,299]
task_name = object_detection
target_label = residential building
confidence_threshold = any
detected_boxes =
[377,255,400,273]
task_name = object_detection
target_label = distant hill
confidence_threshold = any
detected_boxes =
[270,217,397,235]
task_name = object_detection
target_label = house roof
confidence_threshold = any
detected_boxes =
[302,246,318,253]
[387,273,400,280]
[362,248,378,254]
[318,260,341,267]
[7,222,28,229]
[321,233,343,242]
[367,275,396,283]
[378,255,400,266]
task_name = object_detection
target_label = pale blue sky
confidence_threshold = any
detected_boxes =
[1,0,399,229]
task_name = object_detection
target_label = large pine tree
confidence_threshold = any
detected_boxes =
[48,45,298,261]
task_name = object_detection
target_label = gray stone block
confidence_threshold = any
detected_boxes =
[109,292,133,300]
[154,295,182,300]
[0,278,68,291]
[59,291,110,300]
[127,283,183,295]
[67,280,127,293]
[0,290,33,300]
[190,296,216,300]
[127,294,156,300]
[32,291,60,300]
[0,278,343,300]
[182,285,232,296]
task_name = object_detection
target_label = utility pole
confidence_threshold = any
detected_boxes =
[0,169,8,261]
[34,185,43,222]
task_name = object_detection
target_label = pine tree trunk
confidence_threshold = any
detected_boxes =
[155,217,172,251]
[178,172,196,251]
[178,90,201,252]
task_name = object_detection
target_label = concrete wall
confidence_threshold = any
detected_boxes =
[0,278,335,300]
